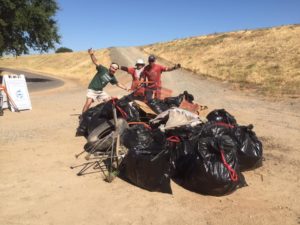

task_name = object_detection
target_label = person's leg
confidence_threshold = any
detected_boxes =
[154,87,161,99]
[145,88,154,102]
[82,97,93,113]
[0,91,3,116]
[82,89,98,113]
[96,91,111,103]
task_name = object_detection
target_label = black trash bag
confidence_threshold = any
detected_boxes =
[122,125,153,151]
[164,95,184,107]
[91,100,125,121]
[86,99,138,134]
[85,103,114,134]
[85,103,112,134]
[183,90,194,103]
[76,103,106,137]
[97,101,115,119]
[117,95,131,108]
[163,91,194,108]
[120,125,172,193]
[170,138,198,179]
[200,121,234,138]
[165,124,202,140]
[120,149,172,193]
[206,109,237,126]
[76,109,95,137]
[182,135,246,196]
[121,103,140,122]
[165,125,203,179]
[115,97,140,121]
[147,99,170,114]
[234,124,263,171]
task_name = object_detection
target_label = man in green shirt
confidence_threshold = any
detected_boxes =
[82,48,128,112]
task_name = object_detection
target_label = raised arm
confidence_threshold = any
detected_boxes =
[120,66,129,72]
[165,63,181,72]
[88,48,100,66]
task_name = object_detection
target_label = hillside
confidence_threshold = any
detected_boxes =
[0,49,111,86]
[142,24,300,96]
[0,25,299,96]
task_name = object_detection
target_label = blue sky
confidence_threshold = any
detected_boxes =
[55,0,300,51]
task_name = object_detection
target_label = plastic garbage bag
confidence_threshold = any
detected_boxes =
[122,103,140,122]
[180,135,246,196]
[122,125,153,151]
[120,125,172,193]
[164,95,184,107]
[200,121,263,171]
[234,125,263,171]
[182,91,194,103]
[170,138,198,179]
[206,109,237,126]
[115,97,140,121]
[147,99,170,114]
[76,103,105,137]
[200,121,234,138]
[164,91,194,108]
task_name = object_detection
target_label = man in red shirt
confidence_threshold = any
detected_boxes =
[119,59,146,101]
[120,58,145,91]
[141,55,181,101]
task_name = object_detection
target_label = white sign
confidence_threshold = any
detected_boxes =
[2,74,32,112]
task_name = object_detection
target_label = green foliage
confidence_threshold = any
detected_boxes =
[55,47,73,53]
[0,0,60,56]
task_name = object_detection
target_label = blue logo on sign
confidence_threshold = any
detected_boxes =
[16,90,24,99]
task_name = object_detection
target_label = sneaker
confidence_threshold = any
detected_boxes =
[75,127,85,137]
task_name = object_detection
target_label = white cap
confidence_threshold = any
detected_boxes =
[135,59,145,65]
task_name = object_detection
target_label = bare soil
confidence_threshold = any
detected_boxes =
[0,47,299,225]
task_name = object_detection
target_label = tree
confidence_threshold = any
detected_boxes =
[0,0,60,56]
[55,47,73,53]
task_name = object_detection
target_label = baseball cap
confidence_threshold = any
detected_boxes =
[148,55,156,62]
[136,59,145,65]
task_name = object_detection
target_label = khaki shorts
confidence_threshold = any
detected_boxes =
[86,89,111,103]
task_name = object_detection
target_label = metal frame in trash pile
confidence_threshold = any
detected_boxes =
[71,98,208,182]
[71,104,123,183]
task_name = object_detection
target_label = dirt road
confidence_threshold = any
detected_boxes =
[0,47,299,225]
[0,67,64,92]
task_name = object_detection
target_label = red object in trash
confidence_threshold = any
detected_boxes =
[179,99,200,114]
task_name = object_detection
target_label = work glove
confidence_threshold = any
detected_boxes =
[88,48,94,55]
[174,64,181,70]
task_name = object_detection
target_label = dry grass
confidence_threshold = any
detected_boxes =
[142,25,300,96]
[0,49,111,86]
[1,25,299,96]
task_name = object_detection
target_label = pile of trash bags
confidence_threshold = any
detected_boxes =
[76,92,263,196]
